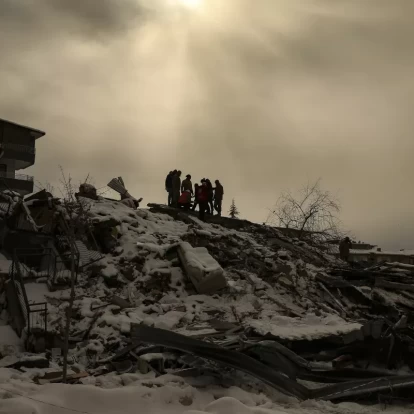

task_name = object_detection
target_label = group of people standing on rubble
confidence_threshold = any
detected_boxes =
[165,170,224,221]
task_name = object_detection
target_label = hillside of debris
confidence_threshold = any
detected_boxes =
[62,199,349,342]
[2,194,414,404]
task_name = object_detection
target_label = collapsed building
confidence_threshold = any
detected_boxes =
[1,191,414,405]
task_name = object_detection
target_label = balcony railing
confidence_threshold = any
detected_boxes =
[0,143,35,155]
[9,255,48,337]
[0,172,34,195]
[0,172,34,181]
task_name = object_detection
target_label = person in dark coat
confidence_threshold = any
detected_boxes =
[165,171,174,206]
[213,180,224,216]
[199,179,207,211]
[192,183,200,211]
[339,237,353,262]
[172,170,182,207]
[181,174,193,195]
[197,182,209,221]
[205,179,214,214]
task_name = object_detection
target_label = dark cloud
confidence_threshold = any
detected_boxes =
[0,0,146,41]
[46,0,142,28]
[0,0,413,249]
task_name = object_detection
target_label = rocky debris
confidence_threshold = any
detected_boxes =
[177,242,227,294]
[107,177,143,209]
[130,324,414,402]
[3,197,414,403]
[110,295,133,310]
[76,183,98,200]
[7,356,49,370]
[131,324,309,400]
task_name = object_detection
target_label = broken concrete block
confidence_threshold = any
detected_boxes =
[121,266,135,281]
[136,357,152,374]
[177,242,227,294]
[274,263,293,275]
[278,276,294,290]
[77,183,98,200]
[12,357,49,369]
[111,295,132,309]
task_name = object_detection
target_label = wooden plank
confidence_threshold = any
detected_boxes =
[375,278,414,292]
[38,371,88,385]
[318,282,347,317]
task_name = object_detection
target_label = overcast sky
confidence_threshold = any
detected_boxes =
[0,0,413,249]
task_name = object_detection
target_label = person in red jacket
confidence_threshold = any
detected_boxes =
[197,182,209,221]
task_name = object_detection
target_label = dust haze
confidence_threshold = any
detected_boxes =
[0,0,413,249]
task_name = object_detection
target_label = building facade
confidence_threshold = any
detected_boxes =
[0,118,45,195]
[348,248,414,265]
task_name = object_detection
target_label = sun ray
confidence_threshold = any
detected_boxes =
[174,0,203,10]
[181,0,202,8]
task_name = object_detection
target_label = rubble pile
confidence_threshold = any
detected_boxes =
[2,198,414,404]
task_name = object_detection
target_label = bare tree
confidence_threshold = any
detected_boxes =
[267,179,346,242]
[34,180,55,194]
[58,167,93,383]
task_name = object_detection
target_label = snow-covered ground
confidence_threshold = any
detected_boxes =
[0,369,409,414]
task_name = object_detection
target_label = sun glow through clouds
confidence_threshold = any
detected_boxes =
[175,0,203,10]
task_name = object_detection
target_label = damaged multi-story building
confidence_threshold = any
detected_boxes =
[0,119,104,352]
[0,117,45,195]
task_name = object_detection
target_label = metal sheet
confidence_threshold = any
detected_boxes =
[130,324,309,400]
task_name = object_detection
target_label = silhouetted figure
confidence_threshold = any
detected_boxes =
[205,179,214,214]
[181,174,193,195]
[165,170,174,206]
[197,182,209,221]
[339,237,353,262]
[192,183,200,211]
[172,170,182,207]
[213,180,224,216]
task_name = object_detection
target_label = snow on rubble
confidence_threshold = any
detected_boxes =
[58,198,350,348]
[2,198,404,412]
[247,314,362,342]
